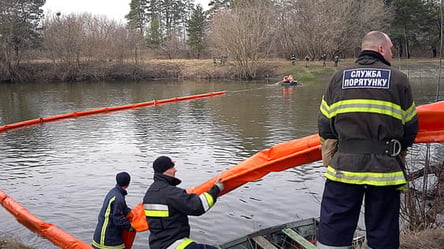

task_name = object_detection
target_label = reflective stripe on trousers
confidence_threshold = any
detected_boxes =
[317,241,351,249]
[167,238,194,249]
[92,240,125,249]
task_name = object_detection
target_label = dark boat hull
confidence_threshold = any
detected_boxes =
[280,81,298,86]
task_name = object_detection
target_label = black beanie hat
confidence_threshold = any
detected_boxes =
[153,156,175,173]
[116,172,131,186]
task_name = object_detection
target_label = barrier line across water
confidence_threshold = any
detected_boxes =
[0,91,225,249]
[1,98,444,249]
[0,91,226,134]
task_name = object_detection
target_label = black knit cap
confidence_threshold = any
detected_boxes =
[153,156,175,173]
[116,172,131,187]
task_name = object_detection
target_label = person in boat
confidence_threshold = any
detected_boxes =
[143,156,224,249]
[282,75,296,83]
[317,31,418,249]
[92,172,134,249]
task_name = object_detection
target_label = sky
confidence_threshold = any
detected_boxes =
[43,0,210,23]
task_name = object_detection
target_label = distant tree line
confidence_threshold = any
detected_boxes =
[0,0,442,81]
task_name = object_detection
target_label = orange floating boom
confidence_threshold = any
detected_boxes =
[414,100,444,143]
[0,91,226,134]
[1,100,443,247]
[0,190,93,249]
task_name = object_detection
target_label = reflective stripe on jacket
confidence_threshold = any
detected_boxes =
[318,50,418,186]
[143,173,220,249]
[166,238,194,249]
[92,185,131,249]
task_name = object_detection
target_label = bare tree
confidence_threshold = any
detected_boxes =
[275,0,388,60]
[208,0,277,79]
[42,13,85,67]
[43,13,138,65]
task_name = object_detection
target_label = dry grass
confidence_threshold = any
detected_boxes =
[400,226,444,249]
[352,226,444,249]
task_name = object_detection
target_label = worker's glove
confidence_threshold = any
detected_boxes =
[215,178,224,192]
[399,150,408,165]
[321,139,337,167]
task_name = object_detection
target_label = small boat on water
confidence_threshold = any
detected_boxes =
[217,217,365,249]
[280,75,299,86]
[280,80,299,86]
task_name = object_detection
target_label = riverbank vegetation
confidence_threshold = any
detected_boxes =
[0,0,442,82]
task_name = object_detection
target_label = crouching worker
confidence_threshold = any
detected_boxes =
[92,172,134,249]
[144,156,224,249]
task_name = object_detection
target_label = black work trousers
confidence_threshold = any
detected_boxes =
[318,180,401,249]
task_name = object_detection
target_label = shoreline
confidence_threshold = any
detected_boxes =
[1,58,442,84]
[4,58,337,84]
[2,57,442,84]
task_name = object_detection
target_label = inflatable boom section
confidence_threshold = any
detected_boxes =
[187,100,444,196]
[0,190,93,249]
[0,91,226,134]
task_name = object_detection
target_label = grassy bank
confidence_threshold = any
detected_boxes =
[1,58,337,83]
[2,57,441,83]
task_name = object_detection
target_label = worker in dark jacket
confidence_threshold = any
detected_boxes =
[92,172,134,249]
[317,31,418,249]
[143,156,224,249]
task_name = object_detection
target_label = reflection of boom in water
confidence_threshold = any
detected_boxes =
[1,101,444,249]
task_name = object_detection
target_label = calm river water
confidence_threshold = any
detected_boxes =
[0,71,442,248]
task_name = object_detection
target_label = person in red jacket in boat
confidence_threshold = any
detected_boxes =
[283,75,295,83]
